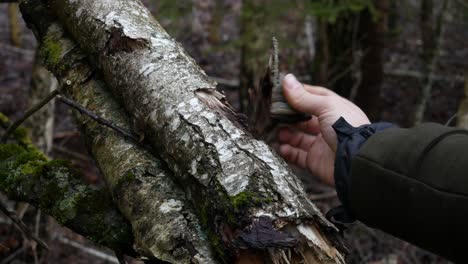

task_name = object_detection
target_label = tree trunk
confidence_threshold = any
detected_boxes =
[20,3,216,262]
[354,0,389,122]
[413,0,448,125]
[239,0,269,114]
[20,0,346,263]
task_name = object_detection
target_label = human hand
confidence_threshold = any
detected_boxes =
[277,74,370,186]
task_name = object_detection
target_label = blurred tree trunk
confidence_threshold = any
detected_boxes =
[456,70,468,128]
[413,0,448,124]
[316,18,329,86]
[208,0,226,44]
[8,3,22,47]
[25,56,57,154]
[17,0,346,263]
[354,0,389,122]
[239,0,268,114]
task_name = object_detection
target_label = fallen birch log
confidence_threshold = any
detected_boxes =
[20,3,216,262]
[23,0,346,263]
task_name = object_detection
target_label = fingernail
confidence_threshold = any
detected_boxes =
[284,74,300,90]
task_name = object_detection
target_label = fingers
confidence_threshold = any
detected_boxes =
[282,74,330,116]
[279,144,307,168]
[294,116,321,134]
[303,84,333,96]
[278,128,316,151]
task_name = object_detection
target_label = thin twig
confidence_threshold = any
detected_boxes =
[53,130,80,139]
[55,235,119,264]
[0,201,49,251]
[32,209,41,264]
[0,246,26,264]
[1,88,61,143]
[52,145,91,161]
[56,95,140,143]
[445,113,457,126]
[309,191,337,201]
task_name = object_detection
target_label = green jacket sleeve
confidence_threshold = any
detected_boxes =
[350,123,468,263]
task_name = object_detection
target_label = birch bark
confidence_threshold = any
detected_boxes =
[23,0,346,262]
[20,3,216,262]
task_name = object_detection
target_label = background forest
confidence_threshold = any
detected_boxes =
[0,0,467,263]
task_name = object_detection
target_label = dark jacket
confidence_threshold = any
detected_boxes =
[332,119,468,263]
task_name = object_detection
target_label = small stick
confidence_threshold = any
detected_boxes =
[56,95,140,143]
[0,201,49,251]
[55,235,119,264]
[1,88,60,143]
[0,246,26,264]
[309,191,337,201]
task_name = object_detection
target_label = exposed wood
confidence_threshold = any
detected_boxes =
[41,0,345,262]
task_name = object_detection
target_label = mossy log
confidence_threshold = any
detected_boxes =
[0,120,134,255]
[35,0,346,263]
[20,3,216,263]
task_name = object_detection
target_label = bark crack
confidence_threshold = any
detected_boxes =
[105,26,149,55]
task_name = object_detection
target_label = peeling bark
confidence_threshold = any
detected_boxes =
[38,0,345,263]
[20,3,216,263]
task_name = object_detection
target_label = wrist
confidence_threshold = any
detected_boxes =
[326,117,396,229]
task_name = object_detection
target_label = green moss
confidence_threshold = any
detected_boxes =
[231,191,254,210]
[198,202,209,227]
[57,193,81,220]
[12,127,31,145]
[207,231,226,261]
[0,112,9,125]
[40,35,62,66]
[0,112,31,145]
[231,191,266,213]
[0,138,134,254]
[0,143,25,160]
[20,160,44,175]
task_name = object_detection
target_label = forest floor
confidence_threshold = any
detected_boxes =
[0,1,467,263]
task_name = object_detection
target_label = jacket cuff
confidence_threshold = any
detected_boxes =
[326,117,396,229]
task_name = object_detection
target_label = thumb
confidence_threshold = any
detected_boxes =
[282,74,328,116]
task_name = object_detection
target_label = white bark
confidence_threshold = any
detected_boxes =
[24,0,346,262]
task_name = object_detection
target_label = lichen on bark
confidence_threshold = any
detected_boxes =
[0,129,134,255]
[20,2,216,262]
